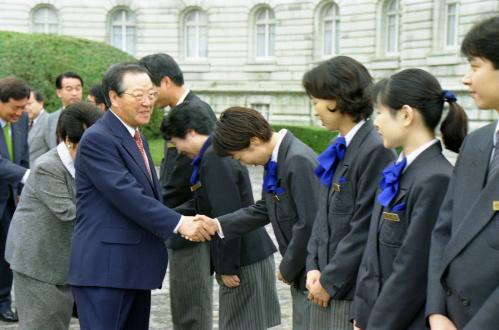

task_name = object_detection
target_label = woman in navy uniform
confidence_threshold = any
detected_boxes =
[353,68,468,330]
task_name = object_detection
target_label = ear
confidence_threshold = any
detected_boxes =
[400,105,415,127]
[249,136,262,147]
[108,90,120,108]
[161,76,171,89]
[56,89,62,99]
[185,128,196,137]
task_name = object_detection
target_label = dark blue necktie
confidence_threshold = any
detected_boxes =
[314,136,347,187]
[263,160,284,195]
[378,158,407,208]
[190,136,212,185]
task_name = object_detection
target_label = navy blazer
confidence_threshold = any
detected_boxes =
[307,120,396,301]
[427,121,499,329]
[175,143,276,276]
[354,142,452,330]
[218,132,320,290]
[0,113,29,216]
[69,111,181,290]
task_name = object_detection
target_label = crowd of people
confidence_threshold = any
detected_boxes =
[0,14,497,330]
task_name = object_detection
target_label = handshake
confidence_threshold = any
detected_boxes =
[178,214,220,242]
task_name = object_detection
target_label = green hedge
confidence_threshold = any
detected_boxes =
[272,124,337,153]
[0,31,163,139]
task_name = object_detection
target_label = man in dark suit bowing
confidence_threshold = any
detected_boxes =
[0,77,30,323]
[68,62,214,330]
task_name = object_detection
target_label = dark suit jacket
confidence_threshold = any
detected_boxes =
[354,142,452,330]
[426,121,499,329]
[160,92,216,250]
[0,113,29,217]
[175,142,276,275]
[218,132,320,290]
[307,120,395,301]
[69,111,181,290]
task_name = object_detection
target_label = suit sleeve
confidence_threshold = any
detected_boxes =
[78,130,181,240]
[320,146,394,298]
[217,194,270,239]
[202,153,245,275]
[33,161,75,222]
[0,154,27,184]
[161,147,193,208]
[306,208,322,272]
[279,153,319,282]
[367,174,450,330]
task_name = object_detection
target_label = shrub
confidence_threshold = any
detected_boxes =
[272,124,337,153]
[0,31,163,139]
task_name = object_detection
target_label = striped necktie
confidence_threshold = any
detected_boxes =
[487,131,499,183]
[3,123,13,160]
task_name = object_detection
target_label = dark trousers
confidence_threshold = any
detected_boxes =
[0,204,14,312]
[72,286,151,330]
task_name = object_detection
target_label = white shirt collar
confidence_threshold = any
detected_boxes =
[0,118,7,128]
[271,129,288,162]
[176,88,191,106]
[397,138,439,170]
[109,109,137,137]
[341,120,366,147]
[494,120,499,146]
[56,142,75,178]
[33,109,45,125]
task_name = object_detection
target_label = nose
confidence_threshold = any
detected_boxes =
[462,71,472,86]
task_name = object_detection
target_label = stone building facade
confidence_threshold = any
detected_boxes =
[0,0,497,129]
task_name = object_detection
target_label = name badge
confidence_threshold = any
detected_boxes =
[383,212,400,222]
[493,201,499,211]
[190,182,202,192]
[272,194,281,202]
[167,142,176,149]
[333,183,341,192]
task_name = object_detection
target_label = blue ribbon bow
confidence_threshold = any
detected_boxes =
[263,160,284,195]
[378,158,407,208]
[189,136,212,185]
[442,90,457,103]
[314,136,347,187]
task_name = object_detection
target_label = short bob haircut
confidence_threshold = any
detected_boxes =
[302,55,374,122]
[56,102,102,144]
[161,101,214,140]
[212,106,273,157]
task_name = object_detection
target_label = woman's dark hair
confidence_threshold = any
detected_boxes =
[373,68,468,153]
[302,55,374,122]
[161,101,214,140]
[212,107,273,157]
[57,102,102,144]
[461,15,499,69]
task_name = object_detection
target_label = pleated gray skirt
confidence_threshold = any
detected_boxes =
[168,242,213,330]
[309,299,352,330]
[216,255,281,330]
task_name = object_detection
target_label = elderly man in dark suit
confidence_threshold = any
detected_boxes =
[68,63,214,329]
[0,76,30,323]
[139,53,217,330]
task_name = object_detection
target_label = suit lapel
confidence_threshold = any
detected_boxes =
[104,112,157,194]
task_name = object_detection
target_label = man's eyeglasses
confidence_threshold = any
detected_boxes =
[122,91,158,102]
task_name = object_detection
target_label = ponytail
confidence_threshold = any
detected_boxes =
[440,90,468,153]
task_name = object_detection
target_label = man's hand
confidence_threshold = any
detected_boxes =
[221,275,240,288]
[306,270,321,291]
[194,214,219,234]
[428,314,457,330]
[308,277,331,308]
[178,216,212,242]
[277,271,292,286]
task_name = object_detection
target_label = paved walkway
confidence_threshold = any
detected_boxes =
[0,166,294,329]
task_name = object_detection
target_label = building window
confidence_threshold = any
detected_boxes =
[251,103,271,120]
[385,0,400,55]
[184,10,208,59]
[32,6,58,34]
[445,1,459,48]
[109,9,136,55]
[255,8,276,58]
[321,3,340,57]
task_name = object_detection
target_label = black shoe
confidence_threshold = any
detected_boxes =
[0,309,18,322]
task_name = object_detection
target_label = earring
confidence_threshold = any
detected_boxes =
[67,144,72,149]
